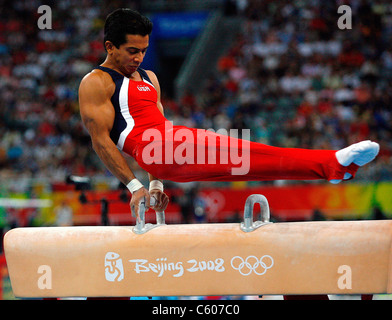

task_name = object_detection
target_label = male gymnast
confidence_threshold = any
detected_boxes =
[78,8,379,217]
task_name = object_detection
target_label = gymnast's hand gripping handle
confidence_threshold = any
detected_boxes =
[132,196,165,228]
[149,196,165,225]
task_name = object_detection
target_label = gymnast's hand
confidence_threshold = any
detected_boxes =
[149,189,169,212]
[130,187,151,218]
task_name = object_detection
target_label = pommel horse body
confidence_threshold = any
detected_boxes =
[4,194,392,298]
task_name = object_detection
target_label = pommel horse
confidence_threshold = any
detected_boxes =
[3,194,392,299]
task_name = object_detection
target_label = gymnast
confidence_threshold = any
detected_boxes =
[78,8,379,217]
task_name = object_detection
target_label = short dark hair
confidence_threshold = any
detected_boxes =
[103,8,153,49]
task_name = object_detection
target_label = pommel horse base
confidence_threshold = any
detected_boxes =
[4,194,392,298]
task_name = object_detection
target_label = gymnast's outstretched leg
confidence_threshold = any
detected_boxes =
[137,126,379,183]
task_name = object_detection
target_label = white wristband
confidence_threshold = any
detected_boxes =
[126,179,143,194]
[149,180,163,192]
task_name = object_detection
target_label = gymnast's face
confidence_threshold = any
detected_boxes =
[105,34,149,77]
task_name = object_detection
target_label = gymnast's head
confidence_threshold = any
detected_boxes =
[104,8,152,50]
[103,8,153,75]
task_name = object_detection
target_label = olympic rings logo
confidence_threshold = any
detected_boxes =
[230,255,274,276]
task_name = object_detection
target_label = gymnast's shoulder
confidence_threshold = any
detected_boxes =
[144,69,161,92]
[79,68,115,98]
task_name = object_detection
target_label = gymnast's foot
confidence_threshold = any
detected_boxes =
[329,140,380,184]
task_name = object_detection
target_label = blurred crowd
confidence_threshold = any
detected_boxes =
[1,0,392,192]
[166,0,392,182]
[0,0,133,190]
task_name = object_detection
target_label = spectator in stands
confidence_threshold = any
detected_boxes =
[0,0,391,190]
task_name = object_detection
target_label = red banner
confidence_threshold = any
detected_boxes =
[67,182,387,225]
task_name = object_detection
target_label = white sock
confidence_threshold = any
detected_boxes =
[330,140,379,184]
[335,140,380,166]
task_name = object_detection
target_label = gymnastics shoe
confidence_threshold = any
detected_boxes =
[329,140,380,184]
[335,140,380,166]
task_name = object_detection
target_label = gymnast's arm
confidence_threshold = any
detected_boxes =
[145,70,169,212]
[78,71,151,215]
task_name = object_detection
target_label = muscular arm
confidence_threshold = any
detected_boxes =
[146,70,164,184]
[78,72,136,185]
[145,70,169,211]
[78,71,151,213]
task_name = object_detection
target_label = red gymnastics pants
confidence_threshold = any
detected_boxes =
[130,124,359,183]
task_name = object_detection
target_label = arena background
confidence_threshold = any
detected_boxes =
[1,0,392,300]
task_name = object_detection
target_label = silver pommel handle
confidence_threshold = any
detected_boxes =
[241,194,271,232]
[132,197,166,234]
